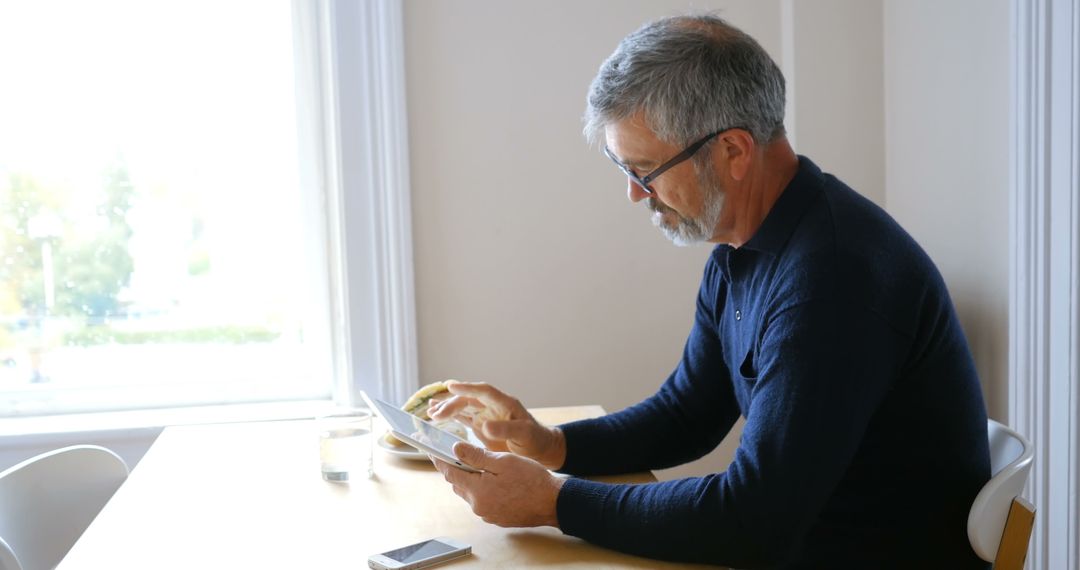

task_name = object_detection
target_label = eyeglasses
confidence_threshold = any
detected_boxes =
[603,129,732,194]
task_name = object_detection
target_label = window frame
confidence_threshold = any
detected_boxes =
[314,0,419,408]
[0,0,419,422]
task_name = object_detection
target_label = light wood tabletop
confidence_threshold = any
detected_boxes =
[58,405,721,569]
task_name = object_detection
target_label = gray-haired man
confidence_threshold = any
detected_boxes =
[431,14,991,569]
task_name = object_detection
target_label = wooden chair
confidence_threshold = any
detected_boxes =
[0,445,129,570]
[967,419,1035,570]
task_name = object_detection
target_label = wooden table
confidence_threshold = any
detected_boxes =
[58,406,720,569]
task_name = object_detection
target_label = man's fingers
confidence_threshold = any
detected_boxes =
[482,419,536,443]
[432,458,473,504]
[428,395,482,420]
[445,381,517,414]
[430,455,449,475]
[454,442,499,471]
[432,455,473,487]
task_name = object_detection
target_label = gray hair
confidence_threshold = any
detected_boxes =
[584,14,786,148]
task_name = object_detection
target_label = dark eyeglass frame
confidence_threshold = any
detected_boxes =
[603,128,739,194]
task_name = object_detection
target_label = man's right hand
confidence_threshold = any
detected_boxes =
[427,380,566,470]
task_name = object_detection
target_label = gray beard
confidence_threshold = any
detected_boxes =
[648,163,725,246]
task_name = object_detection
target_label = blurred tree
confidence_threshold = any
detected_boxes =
[1,160,136,326]
[0,174,49,317]
[53,161,136,321]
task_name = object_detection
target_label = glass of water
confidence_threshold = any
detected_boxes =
[318,408,374,482]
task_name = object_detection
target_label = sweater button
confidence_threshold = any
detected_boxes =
[735,310,742,321]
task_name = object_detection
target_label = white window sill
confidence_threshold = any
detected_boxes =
[0,400,339,439]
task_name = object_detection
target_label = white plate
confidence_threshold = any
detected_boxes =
[376,434,428,460]
[376,427,484,461]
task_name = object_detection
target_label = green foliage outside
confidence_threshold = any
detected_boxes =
[1,174,51,322]
[1,161,283,353]
[62,325,282,346]
[1,161,135,323]
[54,163,136,319]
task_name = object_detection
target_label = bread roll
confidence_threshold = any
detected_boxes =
[383,381,450,447]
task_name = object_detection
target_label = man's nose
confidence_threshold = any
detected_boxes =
[627,178,650,203]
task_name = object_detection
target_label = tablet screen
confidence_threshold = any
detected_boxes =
[369,397,471,462]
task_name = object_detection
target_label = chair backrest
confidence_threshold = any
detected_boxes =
[967,419,1035,562]
[0,535,19,570]
[0,445,129,570]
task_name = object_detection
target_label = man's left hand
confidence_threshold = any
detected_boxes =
[431,442,565,528]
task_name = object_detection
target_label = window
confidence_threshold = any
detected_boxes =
[0,0,338,415]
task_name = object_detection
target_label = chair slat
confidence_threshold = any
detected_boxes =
[993,497,1035,570]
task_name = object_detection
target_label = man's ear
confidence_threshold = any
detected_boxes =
[717,129,755,181]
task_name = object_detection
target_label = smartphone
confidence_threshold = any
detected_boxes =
[367,537,471,570]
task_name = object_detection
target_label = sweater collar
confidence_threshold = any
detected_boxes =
[738,155,823,256]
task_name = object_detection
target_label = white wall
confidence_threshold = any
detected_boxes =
[791,0,885,206]
[883,0,1010,421]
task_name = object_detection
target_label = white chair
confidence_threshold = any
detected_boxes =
[0,536,18,570]
[967,419,1035,570]
[0,445,129,570]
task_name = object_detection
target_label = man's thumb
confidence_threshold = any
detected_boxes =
[453,442,497,469]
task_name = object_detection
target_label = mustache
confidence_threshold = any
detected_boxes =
[646,197,673,215]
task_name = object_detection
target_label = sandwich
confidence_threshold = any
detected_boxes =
[402,380,450,419]
[384,381,455,447]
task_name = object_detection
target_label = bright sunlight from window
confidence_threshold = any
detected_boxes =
[0,1,333,415]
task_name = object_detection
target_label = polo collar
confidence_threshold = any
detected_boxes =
[739,155,824,256]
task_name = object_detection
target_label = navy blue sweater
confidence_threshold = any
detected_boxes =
[555,157,991,569]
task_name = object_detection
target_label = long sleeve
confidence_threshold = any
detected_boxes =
[551,157,989,568]
[558,255,740,475]
[555,297,907,567]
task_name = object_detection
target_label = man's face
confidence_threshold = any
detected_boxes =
[604,116,726,245]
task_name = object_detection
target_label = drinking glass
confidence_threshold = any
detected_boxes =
[318,408,374,482]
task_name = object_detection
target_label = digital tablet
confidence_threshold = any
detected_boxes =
[366,396,483,473]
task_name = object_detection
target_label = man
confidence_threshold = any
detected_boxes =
[429,14,991,569]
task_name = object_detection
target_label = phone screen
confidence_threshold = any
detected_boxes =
[382,539,458,563]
